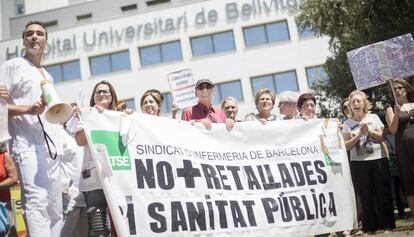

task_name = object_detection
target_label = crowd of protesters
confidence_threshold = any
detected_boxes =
[0,20,413,237]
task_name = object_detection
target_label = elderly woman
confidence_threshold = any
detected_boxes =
[385,79,414,218]
[75,80,119,237]
[278,90,299,120]
[297,93,317,119]
[245,88,277,124]
[221,96,239,122]
[140,89,163,116]
[342,90,395,235]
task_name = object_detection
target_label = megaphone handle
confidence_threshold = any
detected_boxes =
[37,115,57,160]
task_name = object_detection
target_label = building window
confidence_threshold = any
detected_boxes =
[76,13,92,21]
[121,98,136,110]
[243,21,290,47]
[146,0,170,6]
[90,51,131,76]
[306,65,328,88]
[44,20,58,28]
[15,0,25,15]
[191,31,236,57]
[251,70,298,95]
[121,4,137,12]
[45,60,81,83]
[139,41,182,66]
[298,24,317,38]
[212,80,244,106]
[161,92,173,113]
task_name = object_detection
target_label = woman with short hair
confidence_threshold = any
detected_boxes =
[245,88,277,124]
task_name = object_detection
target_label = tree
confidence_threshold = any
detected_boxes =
[296,0,414,118]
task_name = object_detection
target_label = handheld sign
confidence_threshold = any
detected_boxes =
[347,34,414,91]
[167,68,198,109]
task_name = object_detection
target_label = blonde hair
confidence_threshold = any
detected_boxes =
[254,88,275,108]
[348,90,372,117]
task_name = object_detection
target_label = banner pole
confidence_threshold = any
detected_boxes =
[388,80,398,106]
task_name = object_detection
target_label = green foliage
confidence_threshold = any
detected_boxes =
[296,0,414,117]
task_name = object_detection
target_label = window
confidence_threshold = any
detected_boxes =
[191,31,235,57]
[45,60,81,83]
[77,13,92,21]
[298,24,317,38]
[121,4,137,12]
[212,80,244,106]
[161,92,173,113]
[139,41,182,66]
[90,51,131,76]
[15,0,25,15]
[121,99,136,110]
[306,65,328,88]
[146,0,170,6]
[251,71,298,95]
[243,21,290,47]
[44,20,58,28]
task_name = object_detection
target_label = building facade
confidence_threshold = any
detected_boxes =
[0,0,331,119]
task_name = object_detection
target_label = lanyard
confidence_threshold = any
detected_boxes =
[37,115,57,160]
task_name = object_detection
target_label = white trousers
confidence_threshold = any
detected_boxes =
[15,149,63,237]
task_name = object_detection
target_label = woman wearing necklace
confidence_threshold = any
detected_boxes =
[342,90,395,235]
[385,79,414,218]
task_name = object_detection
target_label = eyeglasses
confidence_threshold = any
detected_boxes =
[95,90,111,95]
[301,103,316,109]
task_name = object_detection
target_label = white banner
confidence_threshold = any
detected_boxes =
[347,33,414,90]
[81,109,356,237]
[167,68,198,109]
[0,99,10,142]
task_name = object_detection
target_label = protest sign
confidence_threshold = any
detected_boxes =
[167,68,198,109]
[0,99,10,142]
[81,110,356,237]
[347,33,414,90]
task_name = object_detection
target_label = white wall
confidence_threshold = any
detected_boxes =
[24,0,69,14]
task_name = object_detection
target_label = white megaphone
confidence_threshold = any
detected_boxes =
[41,80,73,124]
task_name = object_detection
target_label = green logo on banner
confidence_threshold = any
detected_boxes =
[323,153,341,167]
[90,130,131,170]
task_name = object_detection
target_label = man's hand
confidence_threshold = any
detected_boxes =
[200,118,212,130]
[0,84,8,99]
[27,101,45,115]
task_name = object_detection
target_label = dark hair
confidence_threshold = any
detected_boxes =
[394,79,414,102]
[0,143,7,154]
[140,89,164,108]
[22,21,48,39]
[297,93,316,109]
[89,80,119,111]
[340,98,349,116]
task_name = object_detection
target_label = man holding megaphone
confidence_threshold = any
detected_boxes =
[0,21,64,237]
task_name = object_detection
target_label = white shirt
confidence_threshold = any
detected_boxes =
[342,113,386,161]
[0,57,63,155]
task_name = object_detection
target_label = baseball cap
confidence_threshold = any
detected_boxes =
[195,79,214,89]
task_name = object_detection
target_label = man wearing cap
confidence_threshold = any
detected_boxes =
[0,21,63,237]
[182,79,234,130]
